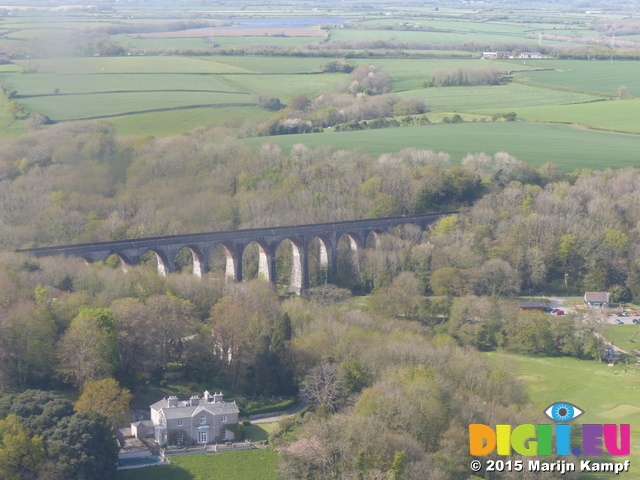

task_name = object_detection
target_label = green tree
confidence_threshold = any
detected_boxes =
[0,414,45,480]
[4,100,26,120]
[74,378,133,427]
[57,313,115,387]
[270,313,292,357]
[430,267,467,297]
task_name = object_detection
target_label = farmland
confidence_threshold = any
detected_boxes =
[243,122,640,170]
[0,2,639,169]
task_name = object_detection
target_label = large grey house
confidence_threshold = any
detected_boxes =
[149,391,239,445]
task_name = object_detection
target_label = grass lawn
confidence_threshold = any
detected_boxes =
[243,122,640,171]
[495,353,640,479]
[117,450,277,480]
[244,422,275,443]
[604,325,640,355]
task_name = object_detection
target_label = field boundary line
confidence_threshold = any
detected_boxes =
[54,102,257,122]
[15,90,250,98]
[512,78,613,97]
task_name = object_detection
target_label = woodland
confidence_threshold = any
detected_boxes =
[0,118,637,478]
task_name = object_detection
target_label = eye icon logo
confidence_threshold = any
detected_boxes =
[544,402,584,422]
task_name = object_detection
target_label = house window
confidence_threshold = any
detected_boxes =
[200,416,206,425]
[177,420,183,427]
[177,433,184,444]
[221,416,227,423]
[198,431,208,443]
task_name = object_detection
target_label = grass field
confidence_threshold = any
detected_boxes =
[3,73,242,96]
[216,72,346,102]
[15,57,255,75]
[243,122,640,170]
[497,353,640,479]
[19,91,253,121]
[117,450,277,480]
[109,106,267,138]
[400,83,594,112]
[514,98,640,134]
[204,56,341,74]
[512,60,640,96]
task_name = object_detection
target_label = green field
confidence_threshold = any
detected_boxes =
[499,353,640,479]
[15,57,255,74]
[515,99,640,134]
[3,73,241,95]
[117,450,277,480]
[243,122,640,170]
[109,105,267,137]
[217,72,346,102]
[513,60,640,96]
[111,34,322,50]
[204,56,341,74]
[400,83,594,112]
[19,91,253,121]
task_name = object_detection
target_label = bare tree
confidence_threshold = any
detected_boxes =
[300,362,346,414]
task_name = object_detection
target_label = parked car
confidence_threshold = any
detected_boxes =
[544,307,554,312]
[615,319,624,324]
[632,311,638,316]
[552,310,565,315]
[633,319,640,324]
[620,312,630,317]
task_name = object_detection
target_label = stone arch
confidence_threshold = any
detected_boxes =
[308,235,333,286]
[365,229,385,249]
[275,237,307,294]
[139,248,173,276]
[242,241,274,283]
[173,245,207,277]
[104,252,135,271]
[335,232,364,290]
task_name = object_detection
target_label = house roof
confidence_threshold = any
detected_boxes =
[585,292,609,302]
[151,395,239,420]
[517,302,547,308]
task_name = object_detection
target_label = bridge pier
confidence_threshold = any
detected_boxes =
[258,244,276,283]
[225,248,242,282]
[290,241,309,294]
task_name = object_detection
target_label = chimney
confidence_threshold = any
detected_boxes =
[213,392,224,404]
[190,395,200,406]
[168,396,178,407]
[203,390,211,403]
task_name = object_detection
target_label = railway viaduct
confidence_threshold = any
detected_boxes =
[17,213,452,294]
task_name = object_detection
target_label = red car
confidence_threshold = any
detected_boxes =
[552,310,565,315]
[632,311,638,316]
